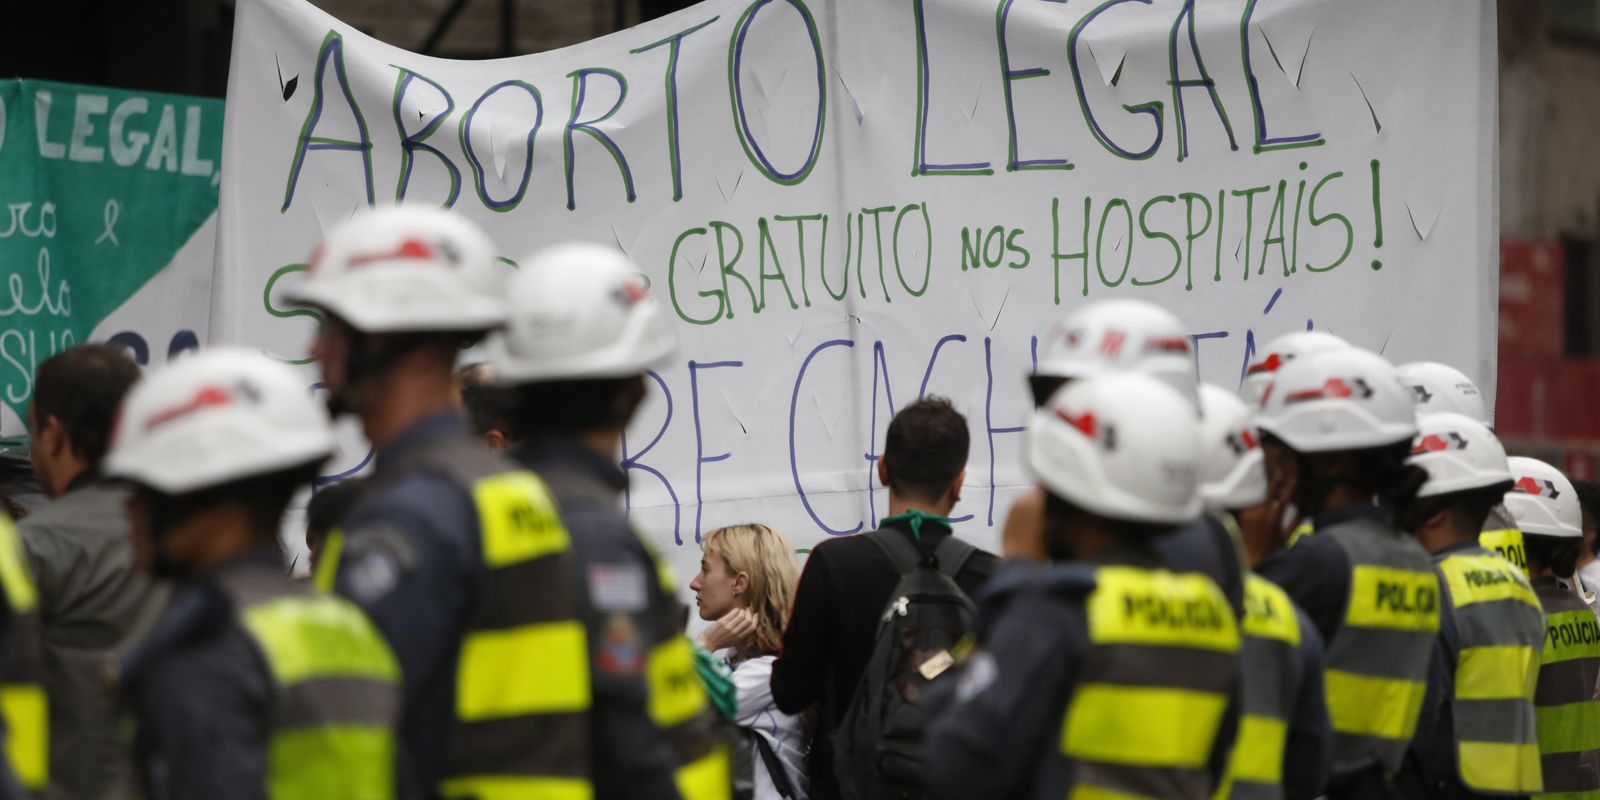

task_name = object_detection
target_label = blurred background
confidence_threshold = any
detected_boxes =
[1,0,1597,470]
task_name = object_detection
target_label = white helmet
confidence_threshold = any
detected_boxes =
[1197,384,1267,510]
[489,242,676,384]
[1027,372,1202,525]
[1255,347,1417,453]
[1503,456,1582,538]
[287,204,506,333]
[1241,330,1350,406]
[105,347,334,495]
[1408,412,1511,498]
[1034,299,1197,407]
[1397,362,1488,425]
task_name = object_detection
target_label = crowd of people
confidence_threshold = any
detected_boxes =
[0,202,1592,800]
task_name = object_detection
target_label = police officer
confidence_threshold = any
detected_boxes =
[1252,348,1440,798]
[1404,413,1544,798]
[487,242,728,799]
[926,371,1240,799]
[1501,457,1600,799]
[1399,362,1530,577]
[1196,384,1332,800]
[0,512,42,799]
[113,348,401,799]
[298,206,593,799]
[1005,300,1244,615]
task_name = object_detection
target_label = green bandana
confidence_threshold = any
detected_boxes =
[879,510,951,542]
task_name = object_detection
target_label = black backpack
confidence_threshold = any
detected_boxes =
[832,529,977,800]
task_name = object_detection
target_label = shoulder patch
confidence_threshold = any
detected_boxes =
[587,562,649,613]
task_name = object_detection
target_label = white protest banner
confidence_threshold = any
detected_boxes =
[217,0,1498,577]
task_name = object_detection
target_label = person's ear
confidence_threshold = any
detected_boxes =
[1424,508,1450,533]
[41,415,68,460]
[484,429,508,452]
[877,455,890,489]
[733,570,750,599]
[949,468,967,505]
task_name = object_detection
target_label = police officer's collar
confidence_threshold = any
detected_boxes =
[511,432,626,494]
[1433,539,1486,558]
[1310,502,1385,532]
[375,411,469,473]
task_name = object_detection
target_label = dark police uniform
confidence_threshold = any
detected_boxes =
[123,550,400,800]
[1411,542,1546,799]
[1531,577,1600,798]
[512,433,728,800]
[316,412,592,800]
[1257,506,1440,796]
[0,517,41,800]
[925,549,1241,800]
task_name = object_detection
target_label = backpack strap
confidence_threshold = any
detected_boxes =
[746,729,799,800]
[932,534,977,580]
[864,527,925,577]
[866,527,977,580]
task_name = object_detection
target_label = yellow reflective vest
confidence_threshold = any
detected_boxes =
[1059,565,1241,799]
[0,517,44,791]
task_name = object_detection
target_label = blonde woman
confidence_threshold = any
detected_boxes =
[691,524,808,800]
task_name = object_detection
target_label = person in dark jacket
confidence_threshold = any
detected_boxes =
[299,206,593,800]
[21,344,166,800]
[1001,300,1244,615]
[115,349,402,800]
[772,395,998,800]
[925,372,1239,799]
[488,241,727,800]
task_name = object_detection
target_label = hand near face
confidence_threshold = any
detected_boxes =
[697,607,758,652]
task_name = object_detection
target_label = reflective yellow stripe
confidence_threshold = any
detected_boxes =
[1478,528,1530,576]
[475,472,570,568]
[1,684,46,789]
[312,529,344,594]
[1229,713,1287,784]
[1457,740,1542,794]
[1325,669,1427,740]
[457,621,590,720]
[1086,567,1239,652]
[674,744,731,800]
[1345,565,1440,632]
[1457,645,1541,700]
[1286,521,1314,549]
[1242,576,1300,645]
[1543,609,1600,665]
[267,723,395,800]
[1439,554,1541,609]
[647,637,707,727]
[242,596,400,685]
[439,775,594,800]
[1068,785,1159,800]
[0,522,36,613]
[1537,701,1600,755]
[1062,683,1228,768]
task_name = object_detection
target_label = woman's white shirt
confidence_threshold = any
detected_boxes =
[725,652,809,800]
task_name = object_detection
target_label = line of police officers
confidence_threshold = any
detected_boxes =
[0,203,1588,800]
[925,303,1600,800]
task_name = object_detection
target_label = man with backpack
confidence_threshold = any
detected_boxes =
[771,397,998,800]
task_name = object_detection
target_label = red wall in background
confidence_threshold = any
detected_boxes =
[1495,240,1600,464]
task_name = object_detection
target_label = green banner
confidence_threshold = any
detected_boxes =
[0,79,221,421]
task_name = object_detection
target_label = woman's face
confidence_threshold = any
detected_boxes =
[689,547,745,621]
